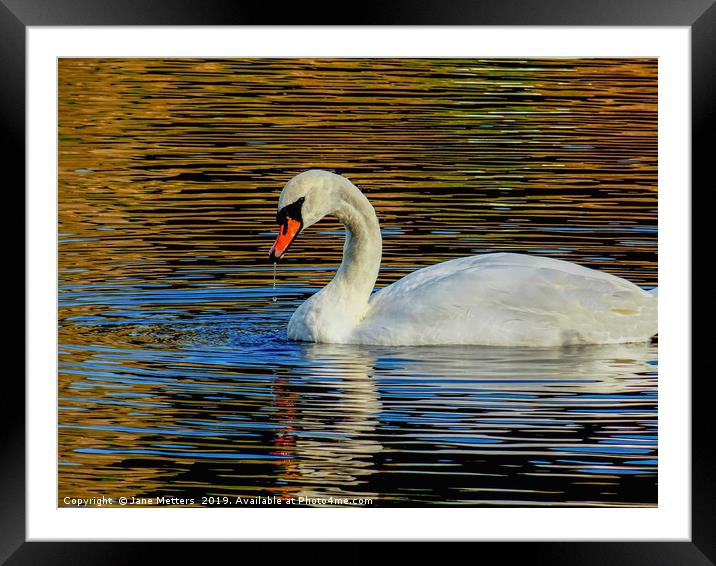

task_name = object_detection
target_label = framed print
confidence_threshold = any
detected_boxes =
[10,0,710,563]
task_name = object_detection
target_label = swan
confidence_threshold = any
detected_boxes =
[268,169,658,347]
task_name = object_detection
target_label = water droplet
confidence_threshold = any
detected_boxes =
[272,262,277,302]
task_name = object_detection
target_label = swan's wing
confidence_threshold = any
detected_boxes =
[356,253,656,346]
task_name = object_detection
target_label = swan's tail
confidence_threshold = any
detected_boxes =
[648,287,658,298]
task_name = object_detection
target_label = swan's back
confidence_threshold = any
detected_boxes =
[353,253,656,347]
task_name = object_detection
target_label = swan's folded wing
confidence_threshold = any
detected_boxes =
[358,253,656,346]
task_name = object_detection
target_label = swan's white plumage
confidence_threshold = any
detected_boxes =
[275,170,657,347]
[353,253,656,346]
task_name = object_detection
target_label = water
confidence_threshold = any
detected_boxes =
[58,58,657,507]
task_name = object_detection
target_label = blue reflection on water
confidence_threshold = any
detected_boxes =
[58,278,658,507]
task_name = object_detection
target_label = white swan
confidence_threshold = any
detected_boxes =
[268,170,658,347]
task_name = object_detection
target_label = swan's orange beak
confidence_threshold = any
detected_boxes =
[269,217,301,261]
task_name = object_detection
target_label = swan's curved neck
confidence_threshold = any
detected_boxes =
[325,178,382,308]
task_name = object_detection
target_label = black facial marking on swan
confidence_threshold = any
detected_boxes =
[276,196,305,226]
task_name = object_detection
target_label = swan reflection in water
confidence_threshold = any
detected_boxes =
[268,340,657,505]
[272,343,383,503]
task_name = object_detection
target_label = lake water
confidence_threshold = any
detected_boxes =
[58,58,657,507]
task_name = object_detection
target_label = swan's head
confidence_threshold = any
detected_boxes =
[269,169,344,261]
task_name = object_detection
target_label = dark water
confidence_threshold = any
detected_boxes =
[58,58,657,507]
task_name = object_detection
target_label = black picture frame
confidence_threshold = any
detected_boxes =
[7,0,709,563]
